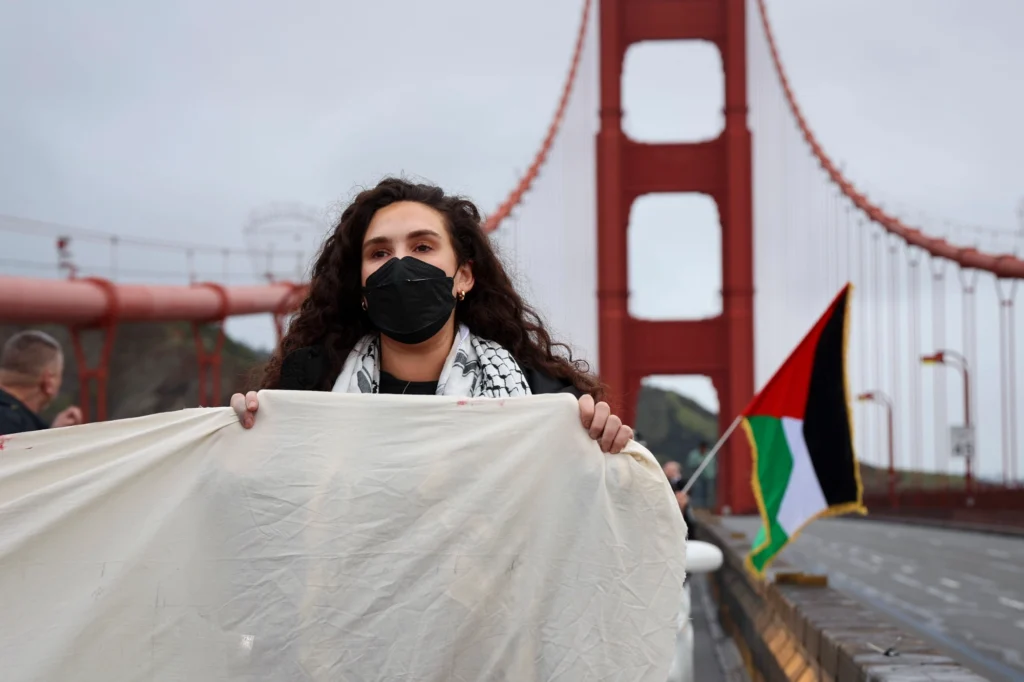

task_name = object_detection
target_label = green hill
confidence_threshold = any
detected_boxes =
[634,383,719,465]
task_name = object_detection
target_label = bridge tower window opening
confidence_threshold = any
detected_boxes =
[622,42,724,143]
[627,193,722,320]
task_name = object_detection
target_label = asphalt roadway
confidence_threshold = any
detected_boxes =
[721,516,1024,682]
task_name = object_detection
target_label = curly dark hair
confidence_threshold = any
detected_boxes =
[259,177,603,398]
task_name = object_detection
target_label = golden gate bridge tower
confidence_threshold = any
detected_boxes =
[595,0,756,513]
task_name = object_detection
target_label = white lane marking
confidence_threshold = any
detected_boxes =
[925,586,961,604]
[848,556,881,573]
[940,578,961,590]
[964,574,996,588]
[993,562,1023,575]
[999,596,1024,611]
[941,607,1003,618]
[831,570,943,627]
[987,549,1011,559]
[889,573,973,607]
[892,572,922,588]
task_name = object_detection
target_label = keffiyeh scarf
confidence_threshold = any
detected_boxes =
[332,324,532,398]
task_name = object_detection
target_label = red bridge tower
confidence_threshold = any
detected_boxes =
[596,0,756,513]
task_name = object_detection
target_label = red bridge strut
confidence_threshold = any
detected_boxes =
[0,276,306,420]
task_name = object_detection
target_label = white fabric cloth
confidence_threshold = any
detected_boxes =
[0,392,686,682]
[332,323,532,397]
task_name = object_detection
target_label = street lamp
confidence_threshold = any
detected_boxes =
[921,350,973,494]
[857,390,897,509]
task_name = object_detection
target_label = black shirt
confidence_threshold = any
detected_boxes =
[0,388,48,435]
[379,370,438,395]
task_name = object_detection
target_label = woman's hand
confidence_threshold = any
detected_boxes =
[230,391,259,429]
[578,394,634,454]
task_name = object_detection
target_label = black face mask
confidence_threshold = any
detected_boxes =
[362,256,456,345]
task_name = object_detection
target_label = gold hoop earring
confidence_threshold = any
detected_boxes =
[457,290,466,301]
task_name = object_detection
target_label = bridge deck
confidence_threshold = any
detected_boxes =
[720,515,1024,682]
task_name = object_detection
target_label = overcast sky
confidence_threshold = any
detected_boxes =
[1,1,1022,473]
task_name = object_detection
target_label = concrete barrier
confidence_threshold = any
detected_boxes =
[692,512,990,682]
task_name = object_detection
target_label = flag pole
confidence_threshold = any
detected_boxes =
[680,415,744,496]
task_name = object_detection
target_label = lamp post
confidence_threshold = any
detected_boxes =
[857,390,896,509]
[921,350,973,494]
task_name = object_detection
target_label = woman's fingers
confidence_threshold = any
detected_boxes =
[579,397,634,454]
[589,401,611,440]
[599,414,622,452]
[609,424,633,454]
[230,391,258,429]
[230,392,246,417]
[578,394,595,429]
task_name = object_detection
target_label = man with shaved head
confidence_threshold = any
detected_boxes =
[0,330,82,434]
[662,461,689,509]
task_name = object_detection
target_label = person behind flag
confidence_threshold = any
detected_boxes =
[742,284,865,574]
[231,178,634,454]
[684,440,715,509]
[0,330,83,434]
[662,461,694,538]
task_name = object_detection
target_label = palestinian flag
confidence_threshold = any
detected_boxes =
[744,283,865,575]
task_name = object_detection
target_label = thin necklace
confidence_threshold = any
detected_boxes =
[374,378,412,394]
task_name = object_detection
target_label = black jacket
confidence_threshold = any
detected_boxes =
[0,388,48,435]
[279,346,583,397]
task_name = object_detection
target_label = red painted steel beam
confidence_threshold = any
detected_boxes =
[622,139,726,200]
[0,276,306,325]
[626,318,727,375]
[622,0,725,44]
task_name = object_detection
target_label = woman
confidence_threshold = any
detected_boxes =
[231,177,634,453]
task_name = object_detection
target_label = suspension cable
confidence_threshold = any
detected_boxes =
[482,0,593,232]
[958,266,980,487]
[906,247,922,477]
[929,255,949,478]
[752,0,1024,279]
[996,276,1020,486]
[888,234,902,474]
[871,227,884,466]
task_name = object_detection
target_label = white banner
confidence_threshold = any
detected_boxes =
[0,391,686,681]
